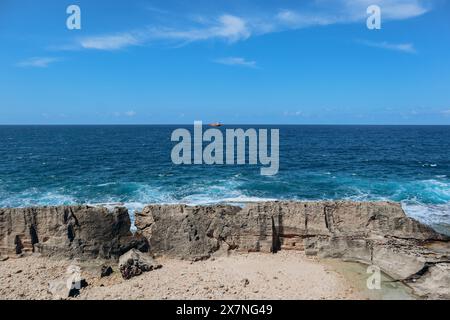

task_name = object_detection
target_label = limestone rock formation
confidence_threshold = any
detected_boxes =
[135,204,242,261]
[135,201,450,299]
[0,206,147,260]
[1,201,448,299]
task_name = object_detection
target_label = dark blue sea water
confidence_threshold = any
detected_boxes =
[0,125,449,233]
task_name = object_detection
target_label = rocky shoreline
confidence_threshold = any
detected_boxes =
[1,201,449,299]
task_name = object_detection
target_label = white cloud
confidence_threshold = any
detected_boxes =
[276,10,336,28]
[358,40,417,53]
[80,33,140,50]
[340,0,429,20]
[78,14,250,51]
[209,15,250,42]
[65,1,433,51]
[275,0,430,29]
[284,110,304,116]
[17,57,60,68]
[125,110,137,117]
[214,57,257,68]
[145,14,251,44]
[113,110,137,117]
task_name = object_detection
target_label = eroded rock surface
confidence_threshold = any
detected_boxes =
[135,201,450,299]
[118,249,162,279]
[0,206,146,260]
[1,202,448,299]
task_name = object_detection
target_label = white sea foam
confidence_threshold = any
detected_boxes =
[2,177,450,236]
[0,190,77,208]
[422,163,438,167]
[219,196,278,203]
[180,195,278,205]
[96,182,117,187]
[402,201,450,235]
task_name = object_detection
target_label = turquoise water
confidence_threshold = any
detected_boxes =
[0,125,449,233]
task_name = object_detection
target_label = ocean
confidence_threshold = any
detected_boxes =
[0,125,449,234]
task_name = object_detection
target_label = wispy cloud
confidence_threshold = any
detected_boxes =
[276,9,337,28]
[78,14,250,51]
[124,110,137,117]
[283,110,304,117]
[150,15,251,43]
[340,0,430,20]
[358,40,417,53]
[61,0,433,51]
[275,0,430,29]
[80,33,141,50]
[113,110,137,117]
[17,57,60,68]
[214,57,257,68]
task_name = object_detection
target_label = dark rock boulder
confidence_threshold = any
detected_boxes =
[100,265,113,278]
[118,249,162,280]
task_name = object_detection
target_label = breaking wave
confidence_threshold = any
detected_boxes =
[1,178,449,234]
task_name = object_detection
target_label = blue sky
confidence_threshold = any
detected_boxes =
[0,0,449,124]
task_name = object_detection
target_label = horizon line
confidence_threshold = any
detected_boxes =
[0,123,449,126]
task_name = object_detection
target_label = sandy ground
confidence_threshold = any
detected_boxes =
[0,251,411,300]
